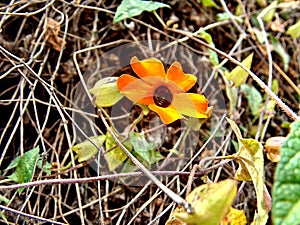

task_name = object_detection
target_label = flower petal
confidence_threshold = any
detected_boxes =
[149,103,183,124]
[167,62,197,91]
[117,74,154,105]
[131,57,166,82]
[173,93,209,118]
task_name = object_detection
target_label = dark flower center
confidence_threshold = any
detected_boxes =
[153,85,173,108]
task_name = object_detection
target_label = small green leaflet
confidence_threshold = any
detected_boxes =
[270,36,290,72]
[89,77,124,107]
[201,0,220,9]
[225,85,238,115]
[105,132,131,171]
[36,159,52,175]
[272,120,300,225]
[72,135,106,162]
[129,132,163,166]
[198,28,219,66]
[225,53,254,87]
[240,84,263,117]
[113,0,170,23]
[260,1,278,22]
[286,20,300,39]
[0,195,9,223]
[7,147,40,194]
[216,13,243,23]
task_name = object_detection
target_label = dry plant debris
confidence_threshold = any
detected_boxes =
[0,0,299,224]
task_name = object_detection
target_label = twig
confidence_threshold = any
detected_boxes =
[0,204,67,225]
[0,171,205,191]
[98,108,194,214]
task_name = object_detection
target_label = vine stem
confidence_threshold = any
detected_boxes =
[169,28,300,121]
[97,108,194,214]
[0,171,205,191]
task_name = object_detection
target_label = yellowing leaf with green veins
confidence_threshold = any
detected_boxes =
[225,53,254,87]
[89,77,124,107]
[166,179,237,225]
[72,135,106,162]
[221,207,247,225]
[105,132,131,171]
[227,118,268,225]
[286,20,300,39]
[261,1,278,22]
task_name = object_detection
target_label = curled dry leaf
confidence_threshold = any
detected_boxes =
[45,17,63,51]
[264,136,287,162]
[270,18,285,33]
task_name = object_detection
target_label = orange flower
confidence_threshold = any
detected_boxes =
[116,57,209,124]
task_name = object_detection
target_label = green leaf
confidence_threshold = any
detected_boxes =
[252,27,265,44]
[89,77,124,107]
[0,195,9,204]
[272,121,300,225]
[72,135,106,162]
[113,0,170,23]
[227,119,268,224]
[201,0,220,9]
[225,85,238,115]
[129,132,163,166]
[7,147,40,194]
[6,155,21,170]
[270,36,290,72]
[105,132,131,171]
[36,159,52,175]
[240,84,263,116]
[0,195,9,224]
[216,13,243,23]
[286,20,300,39]
[167,179,237,225]
[0,211,8,224]
[261,1,278,22]
[225,53,254,87]
[198,28,219,66]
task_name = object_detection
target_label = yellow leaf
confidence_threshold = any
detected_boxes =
[261,1,278,22]
[166,179,237,225]
[227,118,268,225]
[72,135,106,162]
[225,53,254,87]
[286,20,300,39]
[89,77,124,107]
[221,207,247,225]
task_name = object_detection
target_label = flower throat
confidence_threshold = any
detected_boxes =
[153,85,173,108]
